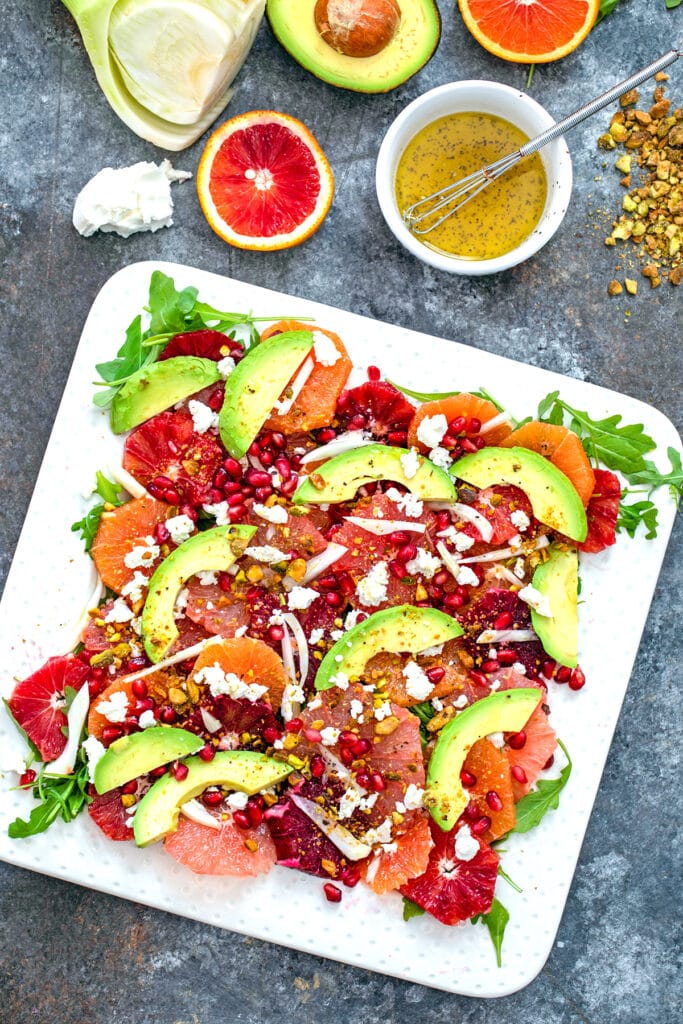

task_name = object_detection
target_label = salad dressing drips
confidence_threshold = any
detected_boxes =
[395,112,548,261]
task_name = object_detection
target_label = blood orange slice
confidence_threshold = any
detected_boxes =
[197,111,334,251]
[261,320,352,434]
[88,786,135,841]
[90,496,171,594]
[337,380,416,441]
[158,329,238,363]
[458,0,600,63]
[165,814,276,876]
[360,816,433,895]
[8,655,90,762]
[579,469,621,554]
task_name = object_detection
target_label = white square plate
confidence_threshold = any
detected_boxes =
[0,261,679,997]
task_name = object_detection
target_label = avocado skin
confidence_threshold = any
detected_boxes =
[133,750,292,846]
[452,446,588,543]
[219,330,314,459]
[142,524,256,664]
[110,357,220,434]
[316,604,463,690]
[425,688,540,831]
[531,545,579,668]
[94,727,203,794]
[293,443,456,504]
[266,0,441,94]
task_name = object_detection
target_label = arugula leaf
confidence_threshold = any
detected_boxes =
[93,315,150,408]
[2,697,40,762]
[665,0,681,9]
[388,380,460,402]
[597,0,623,22]
[409,700,435,746]
[146,271,199,335]
[402,897,426,921]
[71,471,124,553]
[8,754,91,839]
[626,447,683,503]
[617,498,659,540]
[512,739,572,834]
[537,391,656,475]
[497,863,522,894]
[471,898,510,967]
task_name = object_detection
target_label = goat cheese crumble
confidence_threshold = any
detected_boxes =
[188,399,219,435]
[454,824,479,862]
[95,690,129,724]
[385,487,424,518]
[405,547,442,580]
[402,660,433,701]
[164,514,195,545]
[313,331,341,366]
[356,561,389,607]
[287,586,319,611]
[399,449,420,480]
[416,414,448,449]
[252,502,288,525]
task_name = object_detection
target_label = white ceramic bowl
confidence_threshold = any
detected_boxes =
[375,80,573,275]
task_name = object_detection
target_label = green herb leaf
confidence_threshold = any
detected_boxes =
[388,380,460,402]
[597,0,624,22]
[402,897,426,921]
[617,498,659,540]
[409,700,436,746]
[71,472,125,553]
[498,863,522,894]
[2,697,40,762]
[146,271,199,335]
[664,0,681,10]
[8,754,91,839]
[512,739,572,834]
[526,64,535,89]
[536,392,656,475]
[471,898,510,967]
[626,447,683,502]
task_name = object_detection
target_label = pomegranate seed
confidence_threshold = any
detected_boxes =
[218,572,232,593]
[428,584,444,601]
[102,725,124,744]
[460,439,478,454]
[336,390,351,412]
[225,491,244,508]
[467,417,481,434]
[387,431,408,445]
[271,431,286,449]
[469,670,488,688]
[511,765,528,784]
[246,469,271,488]
[556,666,572,683]
[259,449,274,467]
[174,762,189,782]
[317,428,337,443]
[388,530,409,546]
[254,486,273,502]
[542,659,557,679]
[286,718,303,733]
[120,779,137,795]
[482,659,500,673]
[263,726,281,744]
[443,592,465,610]
[163,486,181,504]
[355,768,372,789]
[397,543,417,563]
[442,433,458,449]
[229,505,247,522]
[206,488,222,504]
[349,413,367,429]
[463,800,480,821]
[385,559,403,580]
[543,754,555,770]
[134,698,154,714]
[367,365,381,381]
[198,744,215,762]
[310,755,325,779]
[493,611,513,630]
[275,457,292,481]
[208,388,224,411]
[304,727,323,743]
[473,436,486,449]
[152,474,172,488]
[338,573,355,596]
[351,738,372,757]
[449,416,466,434]
[248,441,261,457]
[323,882,342,903]
[180,504,198,523]
[221,481,240,495]
[268,624,285,642]
[132,679,148,699]
[340,746,355,766]
[19,769,36,787]
[159,707,177,724]
[223,457,242,479]
[371,771,386,792]
[569,667,586,691]
[456,582,472,596]
[471,815,492,836]
[426,666,445,685]
[154,522,170,545]
[497,650,517,665]
[460,769,477,788]
[341,867,361,888]
[325,591,342,607]
[507,730,527,750]
[259,431,273,449]
[203,790,224,808]
[246,801,263,827]
[486,790,503,812]
[280,477,298,496]
[150,765,168,779]
[339,730,357,747]
[434,569,450,586]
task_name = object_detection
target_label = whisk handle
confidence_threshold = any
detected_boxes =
[519,48,682,158]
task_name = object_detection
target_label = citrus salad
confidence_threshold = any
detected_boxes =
[5,271,677,964]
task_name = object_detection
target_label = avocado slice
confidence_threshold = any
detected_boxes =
[219,330,314,459]
[133,750,293,846]
[316,604,463,690]
[142,524,256,663]
[94,727,203,795]
[267,0,441,93]
[110,357,221,434]
[293,443,456,504]
[452,447,588,543]
[530,545,579,668]
[426,688,541,831]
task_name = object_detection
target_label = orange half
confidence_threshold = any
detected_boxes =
[458,0,600,63]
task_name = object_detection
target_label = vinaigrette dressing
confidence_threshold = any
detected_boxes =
[396,112,548,261]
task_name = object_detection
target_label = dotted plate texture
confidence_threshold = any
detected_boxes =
[0,261,679,998]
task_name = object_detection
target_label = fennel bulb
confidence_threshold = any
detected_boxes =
[61,0,265,150]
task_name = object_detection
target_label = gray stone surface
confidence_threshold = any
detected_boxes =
[1,1,681,1021]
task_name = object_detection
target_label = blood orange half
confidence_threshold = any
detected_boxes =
[8,655,90,762]
[197,111,334,251]
[458,0,600,64]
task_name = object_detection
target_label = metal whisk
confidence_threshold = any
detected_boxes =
[403,49,681,236]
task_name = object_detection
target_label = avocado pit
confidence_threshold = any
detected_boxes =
[314,0,401,58]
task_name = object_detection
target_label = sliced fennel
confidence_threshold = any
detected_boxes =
[61,0,265,150]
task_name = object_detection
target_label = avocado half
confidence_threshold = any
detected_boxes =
[266,0,441,93]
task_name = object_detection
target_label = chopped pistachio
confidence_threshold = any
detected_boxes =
[607,279,623,296]
[624,278,638,295]
[615,154,632,174]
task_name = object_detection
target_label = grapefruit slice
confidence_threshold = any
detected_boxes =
[261,320,352,434]
[164,814,276,876]
[407,393,511,451]
[463,738,516,840]
[8,655,90,762]
[579,469,621,554]
[197,111,334,251]
[457,0,600,64]
[501,421,596,506]
[91,496,173,594]
[400,817,499,925]
[505,703,557,799]
[360,816,433,895]
[189,637,288,713]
